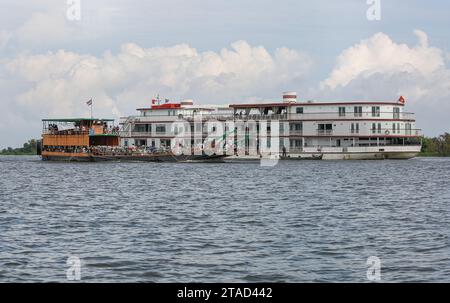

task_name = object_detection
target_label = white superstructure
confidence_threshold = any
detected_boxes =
[119,94,422,160]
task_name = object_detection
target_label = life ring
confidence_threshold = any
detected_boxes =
[385,130,390,135]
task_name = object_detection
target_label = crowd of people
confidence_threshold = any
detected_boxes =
[46,124,120,135]
[42,145,173,156]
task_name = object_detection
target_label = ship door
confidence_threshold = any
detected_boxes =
[336,139,341,147]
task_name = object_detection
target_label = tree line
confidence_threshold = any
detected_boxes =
[421,133,450,156]
[0,139,39,155]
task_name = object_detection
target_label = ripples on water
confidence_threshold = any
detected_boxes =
[0,156,449,282]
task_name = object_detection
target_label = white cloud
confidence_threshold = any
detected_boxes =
[0,30,12,51]
[317,30,450,136]
[321,30,445,90]
[0,41,312,147]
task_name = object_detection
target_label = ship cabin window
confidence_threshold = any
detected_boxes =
[372,123,376,134]
[378,123,382,134]
[393,107,400,119]
[133,124,146,132]
[351,123,360,134]
[290,139,302,148]
[372,106,380,117]
[136,139,147,147]
[354,106,363,117]
[155,125,166,133]
[393,123,396,134]
[161,139,171,148]
[405,123,412,135]
[290,122,303,132]
[318,123,332,134]
[296,107,304,114]
[338,107,346,117]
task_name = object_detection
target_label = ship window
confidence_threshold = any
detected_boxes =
[372,106,380,117]
[133,124,146,132]
[393,123,396,134]
[339,107,346,117]
[156,125,166,133]
[372,123,376,134]
[354,106,362,117]
[351,123,360,134]
[296,107,304,114]
[405,123,412,135]
[393,107,400,119]
[377,123,382,134]
[290,123,303,132]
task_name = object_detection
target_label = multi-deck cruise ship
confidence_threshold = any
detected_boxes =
[119,92,422,160]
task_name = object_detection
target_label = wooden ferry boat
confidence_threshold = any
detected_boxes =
[39,118,225,162]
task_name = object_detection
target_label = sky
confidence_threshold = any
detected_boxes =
[0,0,449,148]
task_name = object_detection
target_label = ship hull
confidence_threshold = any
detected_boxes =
[41,152,225,163]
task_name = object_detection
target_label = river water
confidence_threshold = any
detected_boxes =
[0,156,449,282]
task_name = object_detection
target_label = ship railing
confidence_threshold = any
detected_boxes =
[288,112,416,121]
[231,114,288,121]
[119,112,416,123]
[285,130,303,136]
[317,129,333,136]
[43,130,90,135]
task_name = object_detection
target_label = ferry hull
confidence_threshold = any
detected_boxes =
[41,152,225,163]
[320,151,419,160]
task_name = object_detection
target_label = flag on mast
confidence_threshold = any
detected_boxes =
[86,98,93,118]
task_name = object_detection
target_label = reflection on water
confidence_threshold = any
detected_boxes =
[0,156,449,282]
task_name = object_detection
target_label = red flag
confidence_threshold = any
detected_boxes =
[398,96,405,104]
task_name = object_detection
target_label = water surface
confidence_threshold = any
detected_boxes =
[1,156,449,282]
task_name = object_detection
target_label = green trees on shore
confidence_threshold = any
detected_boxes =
[421,133,450,156]
[0,139,38,155]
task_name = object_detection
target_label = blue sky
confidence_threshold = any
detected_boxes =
[1,0,450,147]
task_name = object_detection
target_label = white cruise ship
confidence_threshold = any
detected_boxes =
[119,92,422,160]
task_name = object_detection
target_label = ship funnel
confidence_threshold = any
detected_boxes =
[283,92,297,103]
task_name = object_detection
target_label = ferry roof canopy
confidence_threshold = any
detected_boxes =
[42,118,115,122]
